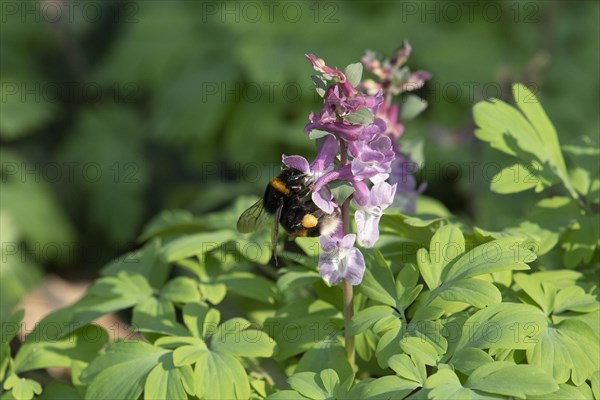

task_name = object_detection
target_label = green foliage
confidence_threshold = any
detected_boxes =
[473,83,599,269]
[3,76,599,399]
[2,1,599,397]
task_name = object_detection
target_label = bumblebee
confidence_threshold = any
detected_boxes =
[237,167,340,264]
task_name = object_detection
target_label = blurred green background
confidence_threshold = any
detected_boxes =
[1,0,599,312]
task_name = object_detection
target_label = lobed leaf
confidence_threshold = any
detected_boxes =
[456,303,547,351]
[193,350,250,400]
[465,362,559,397]
[81,341,168,400]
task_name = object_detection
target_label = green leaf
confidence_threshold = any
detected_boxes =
[132,297,188,336]
[294,342,354,386]
[358,249,397,307]
[411,306,445,323]
[426,237,532,309]
[235,234,273,265]
[101,240,171,289]
[1,343,10,386]
[250,379,267,398]
[473,83,576,198]
[530,383,594,400]
[400,336,442,366]
[512,84,569,184]
[172,341,208,367]
[182,302,220,339]
[330,182,355,206]
[400,95,428,121]
[160,230,235,262]
[210,318,276,358]
[345,376,418,400]
[423,365,480,400]
[38,383,81,400]
[294,237,321,259]
[320,369,341,397]
[3,374,42,400]
[198,281,227,305]
[277,267,320,293]
[138,209,202,242]
[287,368,351,400]
[288,372,327,400]
[437,278,502,308]
[344,108,374,126]
[160,277,201,304]
[553,285,599,314]
[1,309,24,344]
[155,336,206,349]
[308,129,331,140]
[311,76,328,97]
[194,350,250,400]
[490,163,540,194]
[348,305,398,335]
[377,320,447,368]
[527,319,600,385]
[465,362,559,397]
[529,269,582,289]
[474,96,541,158]
[217,272,278,304]
[396,265,423,310]
[379,214,447,247]
[514,273,556,315]
[456,303,547,351]
[418,225,465,290]
[344,62,363,87]
[592,370,599,400]
[144,353,194,400]
[81,341,168,400]
[264,299,341,360]
[88,271,153,307]
[562,215,599,267]
[14,325,108,373]
[265,390,308,400]
[569,166,592,196]
[388,354,427,385]
[444,237,534,282]
[450,348,494,375]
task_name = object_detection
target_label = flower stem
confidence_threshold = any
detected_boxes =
[342,279,355,366]
[339,138,355,367]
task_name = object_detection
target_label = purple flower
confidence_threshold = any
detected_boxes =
[306,117,387,143]
[319,233,366,286]
[350,135,395,182]
[388,148,423,215]
[304,85,386,143]
[311,165,372,212]
[394,70,432,95]
[306,54,357,97]
[354,181,397,248]
[282,135,339,183]
[361,41,431,96]
[311,165,353,214]
[296,47,427,287]
[379,104,404,139]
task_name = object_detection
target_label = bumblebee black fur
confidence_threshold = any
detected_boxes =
[237,167,340,263]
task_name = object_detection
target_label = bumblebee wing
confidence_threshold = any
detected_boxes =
[237,199,267,233]
[271,199,283,266]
